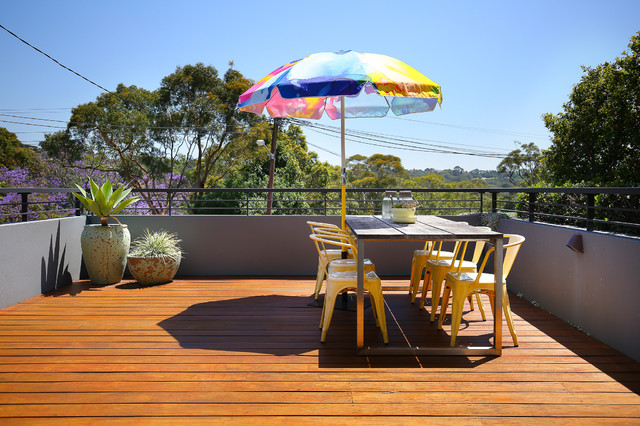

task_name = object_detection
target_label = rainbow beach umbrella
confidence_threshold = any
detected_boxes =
[237,50,442,229]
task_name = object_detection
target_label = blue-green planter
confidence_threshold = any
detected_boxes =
[80,224,130,285]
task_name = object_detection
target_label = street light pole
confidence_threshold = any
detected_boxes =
[256,119,279,215]
[266,119,278,214]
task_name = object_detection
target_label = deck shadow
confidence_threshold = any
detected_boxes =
[155,291,495,369]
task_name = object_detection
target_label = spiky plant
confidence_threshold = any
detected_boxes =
[129,229,183,263]
[72,178,140,226]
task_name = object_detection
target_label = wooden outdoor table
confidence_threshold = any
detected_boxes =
[346,215,504,356]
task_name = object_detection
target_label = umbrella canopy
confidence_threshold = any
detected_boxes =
[237,50,442,228]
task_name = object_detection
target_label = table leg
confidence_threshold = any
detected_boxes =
[493,237,503,354]
[356,239,365,350]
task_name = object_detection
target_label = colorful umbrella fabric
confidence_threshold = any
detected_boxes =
[237,50,441,229]
[237,50,442,119]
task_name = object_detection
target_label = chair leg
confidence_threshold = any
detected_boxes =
[427,267,447,322]
[320,289,340,342]
[314,261,326,299]
[502,286,518,346]
[467,294,475,310]
[476,293,487,321]
[419,269,432,310]
[438,283,452,330]
[449,285,468,347]
[409,255,426,303]
[367,283,389,344]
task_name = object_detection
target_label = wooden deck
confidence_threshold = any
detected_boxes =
[1,277,639,424]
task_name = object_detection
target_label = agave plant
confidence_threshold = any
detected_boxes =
[129,229,183,262]
[72,178,140,226]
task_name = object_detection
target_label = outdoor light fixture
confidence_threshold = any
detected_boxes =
[566,234,584,254]
[255,139,275,159]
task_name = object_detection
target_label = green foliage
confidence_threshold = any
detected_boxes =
[72,178,140,225]
[129,229,183,261]
[193,121,339,214]
[154,63,258,189]
[347,154,409,188]
[497,142,546,186]
[544,31,640,186]
[409,167,513,187]
[0,127,41,171]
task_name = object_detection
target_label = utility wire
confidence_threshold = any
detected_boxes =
[392,115,549,140]
[0,23,111,93]
[290,118,508,158]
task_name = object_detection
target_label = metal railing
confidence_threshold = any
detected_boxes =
[1,187,639,235]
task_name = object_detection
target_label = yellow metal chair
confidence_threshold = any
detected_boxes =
[309,234,388,344]
[408,241,455,303]
[440,234,525,347]
[307,221,353,300]
[421,237,487,323]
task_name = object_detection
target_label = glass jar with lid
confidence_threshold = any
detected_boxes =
[382,191,397,219]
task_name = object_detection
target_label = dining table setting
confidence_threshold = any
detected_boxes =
[345,214,505,356]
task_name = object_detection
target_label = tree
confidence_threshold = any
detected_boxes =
[346,154,409,188]
[153,64,258,189]
[0,127,41,171]
[543,31,640,186]
[197,121,340,214]
[497,142,545,186]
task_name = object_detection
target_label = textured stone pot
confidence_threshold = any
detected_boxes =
[127,255,181,285]
[81,224,130,285]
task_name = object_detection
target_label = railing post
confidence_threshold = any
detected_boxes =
[21,192,30,222]
[491,192,497,213]
[246,192,250,216]
[528,192,537,223]
[323,191,328,216]
[479,191,484,213]
[168,191,173,216]
[586,193,595,231]
[74,196,82,216]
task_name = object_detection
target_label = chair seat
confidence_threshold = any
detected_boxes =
[452,272,507,285]
[328,258,375,274]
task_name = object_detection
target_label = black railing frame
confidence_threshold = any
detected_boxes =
[1,187,639,235]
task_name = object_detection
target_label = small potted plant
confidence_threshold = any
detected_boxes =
[127,229,183,285]
[73,178,140,285]
[391,198,419,223]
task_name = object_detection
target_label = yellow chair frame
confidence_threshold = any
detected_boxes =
[441,234,525,347]
[308,233,388,344]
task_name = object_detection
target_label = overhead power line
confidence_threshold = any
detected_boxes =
[392,115,549,140]
[289,118,508,159]
[0,23,111,93]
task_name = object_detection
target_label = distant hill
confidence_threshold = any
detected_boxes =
[408,167,514,188]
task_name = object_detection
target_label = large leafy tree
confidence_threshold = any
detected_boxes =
[346,153,410,188]
[200,121,340,214]
[0,127,41,171]
[153,64,259,188]
[66,84,160,185]
[544,32,640,186]
[497,142,545,186]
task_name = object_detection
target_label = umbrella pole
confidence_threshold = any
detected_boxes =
[340,96,346,231]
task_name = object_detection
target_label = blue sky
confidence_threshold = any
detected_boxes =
[1,0,639,171]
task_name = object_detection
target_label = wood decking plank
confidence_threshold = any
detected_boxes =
[0,277,638,422]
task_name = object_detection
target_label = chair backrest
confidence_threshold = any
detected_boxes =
[502,234,525,278]
[309,233,356,258]
[463,234,525,281]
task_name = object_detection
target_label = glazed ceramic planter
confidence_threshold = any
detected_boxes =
[81,224,130,285]
[392,207,416,223]
[127,255,181,285]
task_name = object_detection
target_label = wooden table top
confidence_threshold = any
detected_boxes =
[346,215,502,241]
